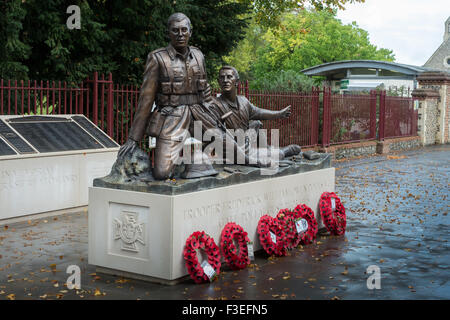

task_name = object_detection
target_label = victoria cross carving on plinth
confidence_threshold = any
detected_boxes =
[113,211,145,252]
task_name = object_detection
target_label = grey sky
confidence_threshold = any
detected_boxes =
[336,0,449,66]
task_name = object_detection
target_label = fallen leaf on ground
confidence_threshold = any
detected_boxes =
[115,278,129,284]
[387,155,406,160]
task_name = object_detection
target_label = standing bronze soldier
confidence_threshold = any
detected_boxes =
[118,13,211,180]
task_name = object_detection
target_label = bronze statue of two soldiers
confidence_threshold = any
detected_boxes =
[118,13,301,180]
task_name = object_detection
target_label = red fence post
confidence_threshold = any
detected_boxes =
[410,98,415,136]
[322,87,331,147]
[245,80,249,99]
[1,79,3,114]
[413,108,418,136]
[92,72,99,125]
[107,73,114,138]
[79,81,84,115]
[328,87,332,145]
[322,87,326,146]
[14,80,18,115]
[379,90,386,141]
[312,87,319,146]
[370,90,377,139]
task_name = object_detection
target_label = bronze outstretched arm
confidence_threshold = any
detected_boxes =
[251,105,291,120]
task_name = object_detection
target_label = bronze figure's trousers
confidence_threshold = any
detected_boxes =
[153,105,192,180]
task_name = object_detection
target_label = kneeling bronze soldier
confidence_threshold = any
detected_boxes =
[210,65,301,161]
[118,13,213,180]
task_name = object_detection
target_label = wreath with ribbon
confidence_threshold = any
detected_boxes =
[276,208,298,250]
[292,204,318,244]
[183,231,221,284]
[319,192,346,236]
[257,215,287,256]
[220,222,251,270]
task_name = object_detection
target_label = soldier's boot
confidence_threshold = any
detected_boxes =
[281,144,301,158]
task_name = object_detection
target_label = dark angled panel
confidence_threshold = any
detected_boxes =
[10,122,104,153]
[72,116,119,148]
[0,119,36,154]
[7,116,71,123]
[0,138,16,156]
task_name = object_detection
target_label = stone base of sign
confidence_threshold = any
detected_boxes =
[0,205,87,227]
[0,150,117,220]
[95,266,190,286]
[89,166,335,282]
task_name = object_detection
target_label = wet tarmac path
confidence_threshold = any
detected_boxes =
[0,145,448,300]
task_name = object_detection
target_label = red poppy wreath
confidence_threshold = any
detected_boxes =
[257,215,287,256]
[220,222,251,270]
[183,231,221,284]
[319,192,346,236]
[276,208,298,250]
[292,204,318,244]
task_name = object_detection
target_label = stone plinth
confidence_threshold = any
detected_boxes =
[0,150,117,220]
[88,155,335,282]
[0,114,119,221]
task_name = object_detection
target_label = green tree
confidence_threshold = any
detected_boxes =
[245,10,395,90]
[176,0,251,81]
[223,18,265,82]
[0,0,31,79]
[251,70,316,92]
[239,0,365,27]
[22,1,115,83]
[3,0,250,83]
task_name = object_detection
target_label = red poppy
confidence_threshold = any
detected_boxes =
[257,215,287,256]
[183,231,221,284]
[276,208,298,249]
[220,222,251,270]
[292,204,319,244]
[319,192,346,236]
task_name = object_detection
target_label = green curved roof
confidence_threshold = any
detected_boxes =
[301,60,434,76]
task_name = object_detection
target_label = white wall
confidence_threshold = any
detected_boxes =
[0,150,117,220]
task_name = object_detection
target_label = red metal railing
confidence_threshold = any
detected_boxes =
[322,89,417,146]
[323,89,377,146]
[0,79,88,116]
[113,82,140,146]
[247,87,319,148]
[383,93,416,139]
[84,73,146,148]
[213,81,319,148]
[1,74,418,151]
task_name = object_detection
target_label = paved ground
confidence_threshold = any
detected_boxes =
[0,144,448,300]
